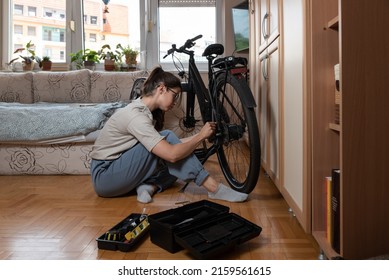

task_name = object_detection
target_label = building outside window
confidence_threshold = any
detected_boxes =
[90,16,98,25]
[90,33,97,42]
[14,24,23,35]
[27,26,36,36]
[28,6,36,17]
[14,4,23,15]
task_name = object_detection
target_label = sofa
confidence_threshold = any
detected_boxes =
[0,69,148,175]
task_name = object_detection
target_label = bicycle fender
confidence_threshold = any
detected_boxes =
[230,74,257,109]
[241,88,256,109]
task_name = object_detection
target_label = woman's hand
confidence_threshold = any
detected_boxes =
[199,122,216,140]
[153,122,217,163]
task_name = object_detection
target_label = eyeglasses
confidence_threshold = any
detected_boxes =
[167,87,180,102]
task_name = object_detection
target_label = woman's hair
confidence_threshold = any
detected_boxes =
[142,66,182,96]
[142,66,182,131]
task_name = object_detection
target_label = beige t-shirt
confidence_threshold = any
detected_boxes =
[90,98,165,160]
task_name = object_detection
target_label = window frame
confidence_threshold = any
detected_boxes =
[143,0,223,71]
[1,0,224,70]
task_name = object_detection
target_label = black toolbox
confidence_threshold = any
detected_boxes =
[96,213,149,252]
[148,200,262,259]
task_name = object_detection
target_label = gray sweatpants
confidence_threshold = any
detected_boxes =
[90,130,209,197]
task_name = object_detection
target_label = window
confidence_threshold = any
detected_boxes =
[9,1,67,63]
[27,26,36,36]
[14,44,23,50]
[83,0,140,62]
[4,0,222,68]
[28,6,37,17]
[43,7,66,20]
[90,16,98,25]
[43,27,65,42]
[14,25,23,35]
[14,4,23,15]
[90,33,97,42]
[158,0,216,64]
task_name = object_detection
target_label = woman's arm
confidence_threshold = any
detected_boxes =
[152,122,216,163]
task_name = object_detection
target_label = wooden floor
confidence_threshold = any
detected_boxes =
[0,156,320,260]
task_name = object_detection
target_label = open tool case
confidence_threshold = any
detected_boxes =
[96,213,149,252]
[148,200,262,259]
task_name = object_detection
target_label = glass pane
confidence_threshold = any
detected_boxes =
[159,4,216,63]
[11,0,66,63]
[83,0,140,64]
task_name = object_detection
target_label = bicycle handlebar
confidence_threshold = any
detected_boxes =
[163,34,203,58]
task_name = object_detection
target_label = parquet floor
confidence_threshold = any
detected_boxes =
[0,156,320,260]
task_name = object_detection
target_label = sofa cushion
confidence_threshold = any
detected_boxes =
[33,69,91,103]
[90,70,148,102]
[0,72,34,103]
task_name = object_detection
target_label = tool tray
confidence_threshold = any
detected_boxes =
[96,213,149,252]
[148,200,261,259]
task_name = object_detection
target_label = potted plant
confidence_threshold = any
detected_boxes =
[8,40,36,71]
[40,56,52,71]
[99,44,120,71]
[83,49,100,70]
[117,44,139,70]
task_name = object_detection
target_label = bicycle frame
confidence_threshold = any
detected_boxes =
[181,50,219,163]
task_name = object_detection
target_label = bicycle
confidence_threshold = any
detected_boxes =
[162,35,261,194]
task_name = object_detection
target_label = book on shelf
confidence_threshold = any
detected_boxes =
[325,176,332,243]
[333,64,340,124]
[331,168,340,253]
[334,63,340,91]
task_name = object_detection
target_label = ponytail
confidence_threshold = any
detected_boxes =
[142,66,181,97]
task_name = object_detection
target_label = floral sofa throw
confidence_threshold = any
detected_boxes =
[0,69,147,175]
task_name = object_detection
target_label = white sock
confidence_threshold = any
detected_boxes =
[208,183,248,202]
[136,184,156,203]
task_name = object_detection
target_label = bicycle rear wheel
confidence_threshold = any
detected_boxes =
[214,72,260,193]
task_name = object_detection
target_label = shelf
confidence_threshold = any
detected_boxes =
[327,16,339,31]
[329,123,340,132]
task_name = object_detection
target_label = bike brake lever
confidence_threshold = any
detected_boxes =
[163,44,176,59]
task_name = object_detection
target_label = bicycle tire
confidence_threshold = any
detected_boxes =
[214,72,261,193]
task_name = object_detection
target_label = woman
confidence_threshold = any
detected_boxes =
[90,66,248,203]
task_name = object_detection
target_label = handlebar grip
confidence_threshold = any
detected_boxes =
[190,34,203,42]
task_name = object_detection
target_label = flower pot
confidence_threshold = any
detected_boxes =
[104,59,115,71]
[23,61,34,71]
[84,61,96,70]
[42,61,52,71]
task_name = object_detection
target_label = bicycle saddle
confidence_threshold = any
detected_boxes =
[202,44,224,57]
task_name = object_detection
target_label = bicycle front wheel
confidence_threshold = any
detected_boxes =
[214,72,260,194]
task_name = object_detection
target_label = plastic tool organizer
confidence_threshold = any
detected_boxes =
[96,213,149,252]
[148,200,262,259]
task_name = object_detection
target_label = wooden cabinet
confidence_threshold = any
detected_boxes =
[259,39,281,187]
[259,0,280,53]
[251,0,389,259]
[308,0,389,259]
[250,0,310,231]
[280,0,309,231]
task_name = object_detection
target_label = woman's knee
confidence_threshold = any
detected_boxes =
[160,130,181,144]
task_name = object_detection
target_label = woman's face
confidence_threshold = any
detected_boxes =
[160,85,181,111]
